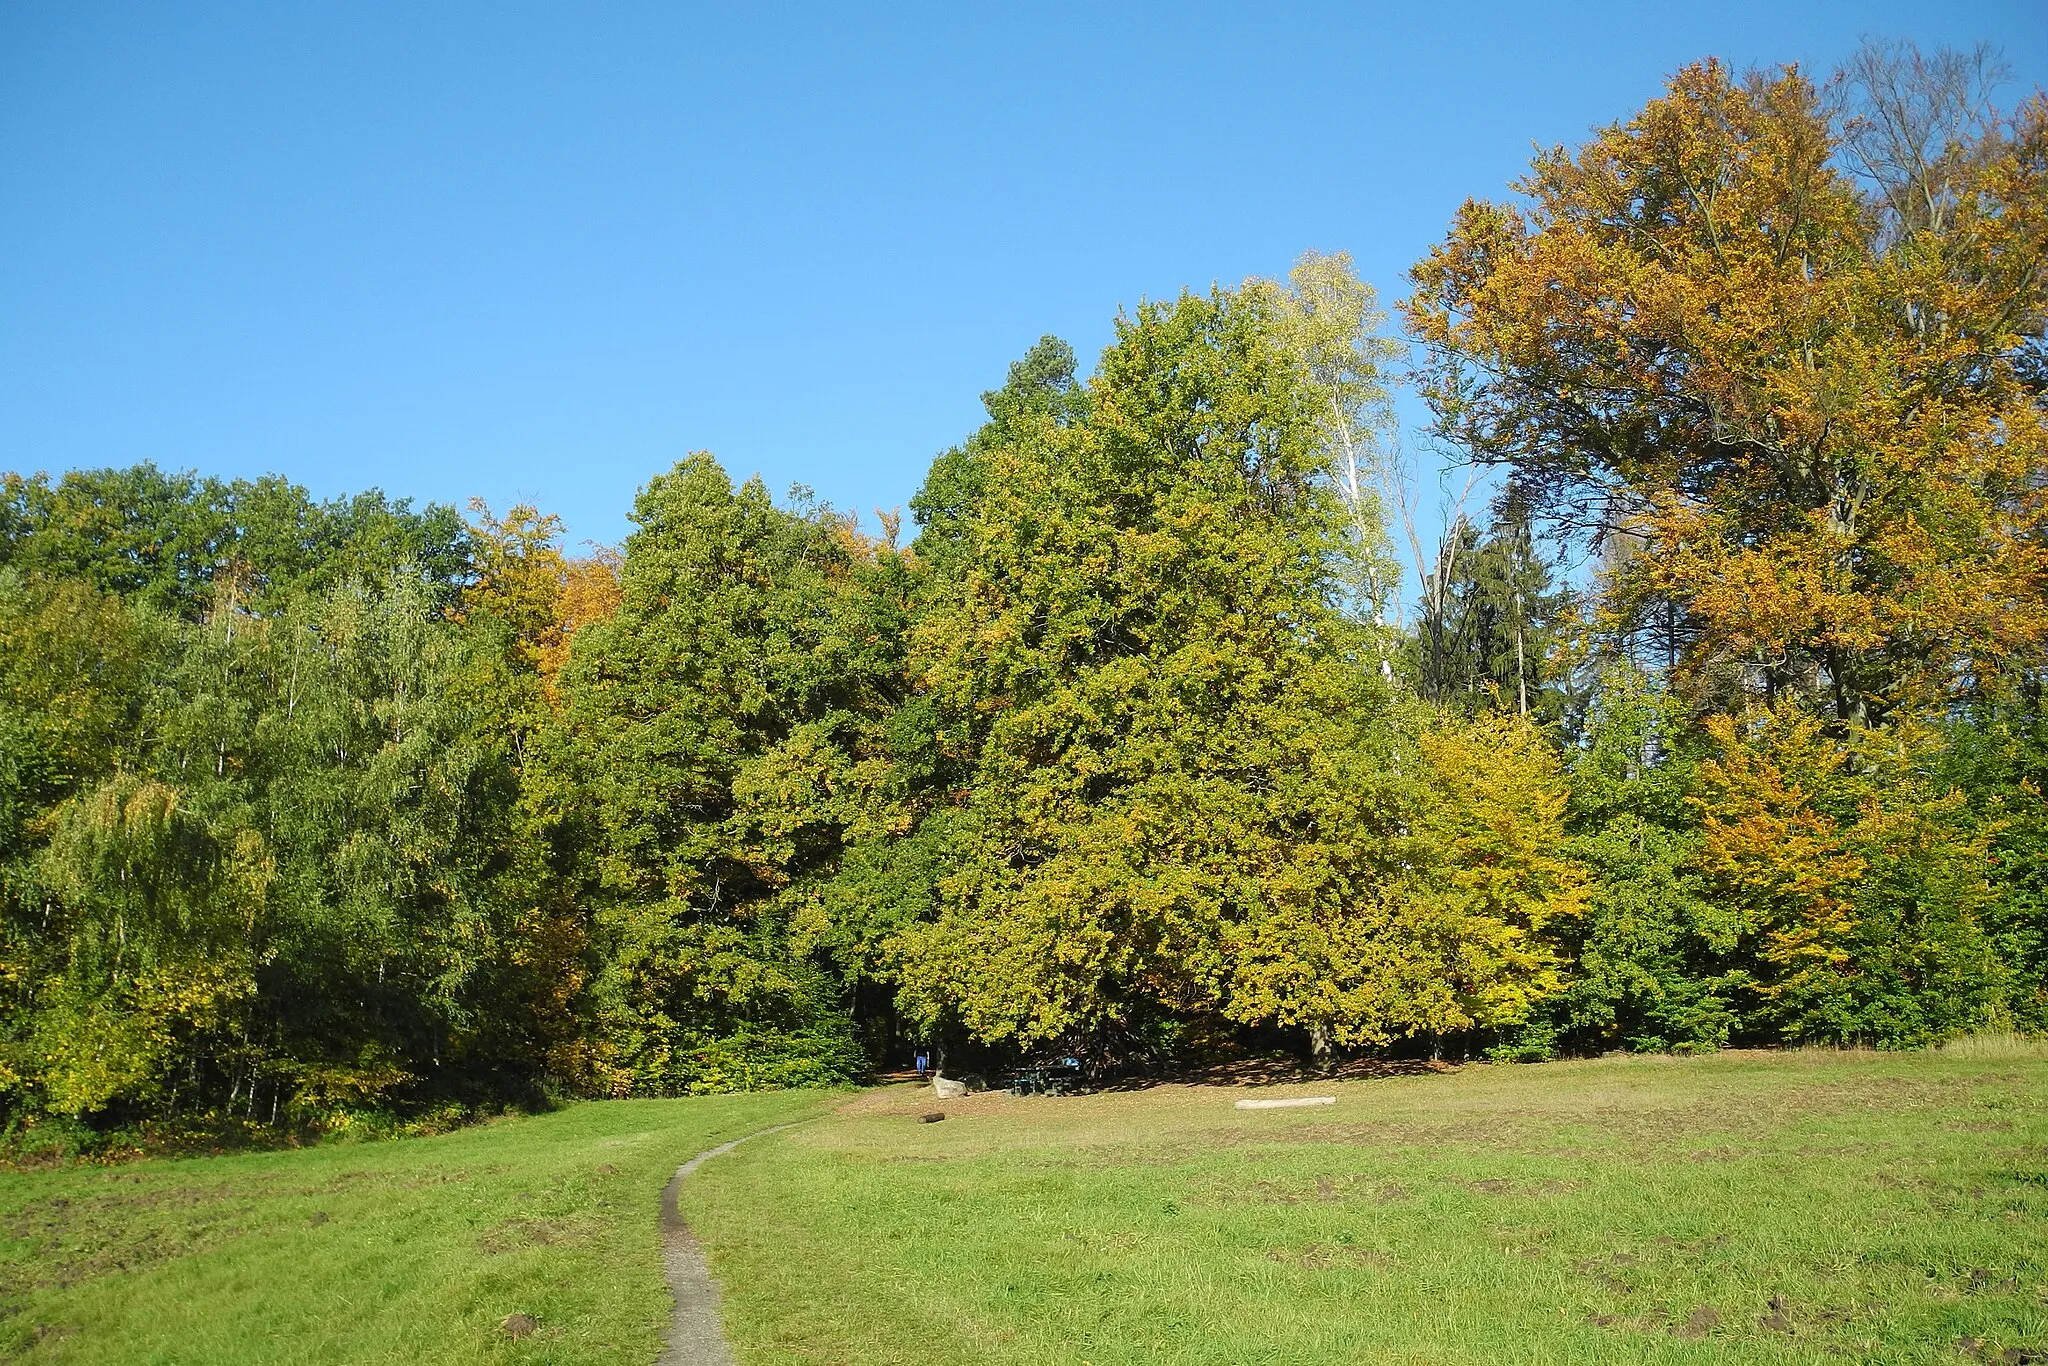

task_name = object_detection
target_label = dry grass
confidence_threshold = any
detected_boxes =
[1936,1032,2048,1062]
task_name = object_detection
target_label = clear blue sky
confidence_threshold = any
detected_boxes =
[3,2,2042,550]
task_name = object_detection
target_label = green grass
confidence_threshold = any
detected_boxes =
[0,1089,820,1364]
[4,1049,2043,1365]
[682,1049,2048,1365]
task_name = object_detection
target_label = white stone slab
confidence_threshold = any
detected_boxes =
[1234,1096,1337,1110]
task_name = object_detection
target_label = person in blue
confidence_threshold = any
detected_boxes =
[914,1049,930,1080]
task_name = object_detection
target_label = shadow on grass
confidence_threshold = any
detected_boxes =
[1091,1054,1463,1092]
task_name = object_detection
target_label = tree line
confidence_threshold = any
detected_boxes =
[2,43,2042,1141]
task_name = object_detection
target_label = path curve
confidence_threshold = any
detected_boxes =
[657,1123,799,1366]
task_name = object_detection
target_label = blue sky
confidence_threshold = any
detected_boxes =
[2,2,2042,552]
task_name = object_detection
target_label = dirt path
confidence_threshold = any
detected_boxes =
[657,1124,798,1366]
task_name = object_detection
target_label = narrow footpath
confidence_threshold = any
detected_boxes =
[656,1124,798,1366]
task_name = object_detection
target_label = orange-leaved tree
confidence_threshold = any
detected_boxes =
[1406,55,2048,725]
[1691,704,2001,1042]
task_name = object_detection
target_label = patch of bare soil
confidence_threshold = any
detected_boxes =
[1582,1302,1726,1338]
[1671,1305,1723,1338]
[1459,1177,1586,1196]
[475,1216,594,1254]
[0,1187,253,1296]
[1587,1294,1861,1342]
[1203,1172,1413,1206]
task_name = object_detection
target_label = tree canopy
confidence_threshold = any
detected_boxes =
[1,38,2042,1149]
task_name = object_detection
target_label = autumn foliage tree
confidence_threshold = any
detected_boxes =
[1409,45,2047,1043]
[5,40,2045,1151]
[1407,56,2047,725]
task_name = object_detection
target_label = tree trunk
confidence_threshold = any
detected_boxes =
[1514,587,1529,716]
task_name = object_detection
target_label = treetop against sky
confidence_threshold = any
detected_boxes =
[1,2,2040,549]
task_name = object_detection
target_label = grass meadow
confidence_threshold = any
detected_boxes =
[0,1090,819,1364]
[0,1045,2042,1363]
[685,1046,2048,1365]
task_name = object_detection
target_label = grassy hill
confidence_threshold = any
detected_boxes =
[688,1045,2048,1365]
[0,1091,819,1364]
[1,1044,2043,1363]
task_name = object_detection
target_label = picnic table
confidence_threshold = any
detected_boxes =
[1007,1056,1084,1096]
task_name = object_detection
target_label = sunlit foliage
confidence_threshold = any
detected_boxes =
[2,39,2043,1145]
